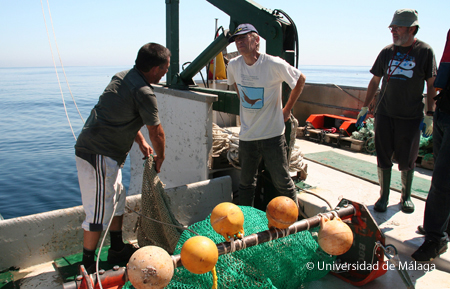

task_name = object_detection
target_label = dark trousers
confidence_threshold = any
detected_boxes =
[374,114,422,171]
[423,109,450,242]
[238,135,296,207]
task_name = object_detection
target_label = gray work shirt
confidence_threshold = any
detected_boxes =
[75,67,160,166]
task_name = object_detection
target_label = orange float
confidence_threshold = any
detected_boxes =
[266,196,298,229]
[210,202,245,241]
[180,236,219,274]
[318,216,354,256]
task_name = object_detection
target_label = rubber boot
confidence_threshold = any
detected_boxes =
[374,167,391,212]
[400,170,415,213]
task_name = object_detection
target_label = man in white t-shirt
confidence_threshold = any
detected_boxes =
[227,23,306,207]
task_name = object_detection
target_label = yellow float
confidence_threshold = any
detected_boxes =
[318,216,354,255]
[210,202,245,241]
[266,196,298,229]
[180,236,219,274]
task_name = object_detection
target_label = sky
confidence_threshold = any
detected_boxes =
[0,0,448,69]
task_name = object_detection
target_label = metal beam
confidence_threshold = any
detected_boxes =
[190,87,240,115]
[207,0,289,57]
[166,0,180,87]
[171,31,230,90]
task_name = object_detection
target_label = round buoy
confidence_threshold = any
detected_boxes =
[210,202,245,241]
[318,216,354,255]
[127,246,174,289]
[266,196,298,229]
[180,236,218,274]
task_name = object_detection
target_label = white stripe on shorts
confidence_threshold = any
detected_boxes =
[76,155,126,231]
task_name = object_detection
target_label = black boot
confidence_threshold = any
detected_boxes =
[374,167,391,212]
[400,170,415,213]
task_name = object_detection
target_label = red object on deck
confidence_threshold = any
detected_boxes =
[305,114,359,136]
[330,199,388,286]
[64,266,127,289]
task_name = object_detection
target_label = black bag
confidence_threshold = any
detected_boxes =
[435,85,450,114]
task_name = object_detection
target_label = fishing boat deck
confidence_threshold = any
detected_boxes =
[5,137,450,289]
[296,138,450,288]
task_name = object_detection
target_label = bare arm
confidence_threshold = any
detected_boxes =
[233,84,240,97]
[134,131,153,159]
[426,76,437,114]
[283,73,306,122]
[363,76,382,107]
[147,123,166,173]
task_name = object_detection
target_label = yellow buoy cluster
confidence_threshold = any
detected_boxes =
[318,216,353,256]
[127,198,354,288]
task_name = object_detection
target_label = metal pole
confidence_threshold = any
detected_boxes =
[212,18,218,89]
[166,0,180,86]
[178,31,229,85]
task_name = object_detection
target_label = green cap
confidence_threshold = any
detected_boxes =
[389,9,419,28]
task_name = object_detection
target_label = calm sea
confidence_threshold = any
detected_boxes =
[0,65,372,219]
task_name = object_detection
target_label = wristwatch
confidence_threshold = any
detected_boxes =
[426,111,434,116]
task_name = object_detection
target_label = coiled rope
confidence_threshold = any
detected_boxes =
[210,121,308,177]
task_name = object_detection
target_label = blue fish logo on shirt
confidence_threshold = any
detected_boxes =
[239,86,264,109]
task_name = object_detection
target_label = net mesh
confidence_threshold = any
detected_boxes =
[126,206,335,289]
[137,156,183,254]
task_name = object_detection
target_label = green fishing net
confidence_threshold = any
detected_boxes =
[124,206,335,289]
[352,117,434,158]
[418,134,433,160]
[351,117,376,154]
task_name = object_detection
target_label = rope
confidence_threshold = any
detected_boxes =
[332,84,363,103]
[210,122,308,176]
[126,205,199,236]
[296,186,333,210]
[211,266,218,289]
[40,0,85,141]
[95,187,121,289]
[210,123,241,169]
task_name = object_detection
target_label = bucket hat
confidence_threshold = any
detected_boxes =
[389,9,419,28]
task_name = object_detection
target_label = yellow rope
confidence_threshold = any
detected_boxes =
[211,266,218,289]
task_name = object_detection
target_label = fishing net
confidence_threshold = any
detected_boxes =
[126,206,335,289]
[137,156,183,254]
[131,147,332,288]
[351,117,376,154]
[352,117,434,159]
[418,134,433,160]
[169,206,334,288]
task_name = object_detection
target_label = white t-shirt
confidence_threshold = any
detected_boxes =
[227,53,301,141]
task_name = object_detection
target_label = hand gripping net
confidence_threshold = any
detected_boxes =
[137,156,183,254]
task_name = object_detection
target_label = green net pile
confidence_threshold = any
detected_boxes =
[352,117,434,158]
[351,117,376,154]
[418,134,433,160]
[124,206,335,289]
